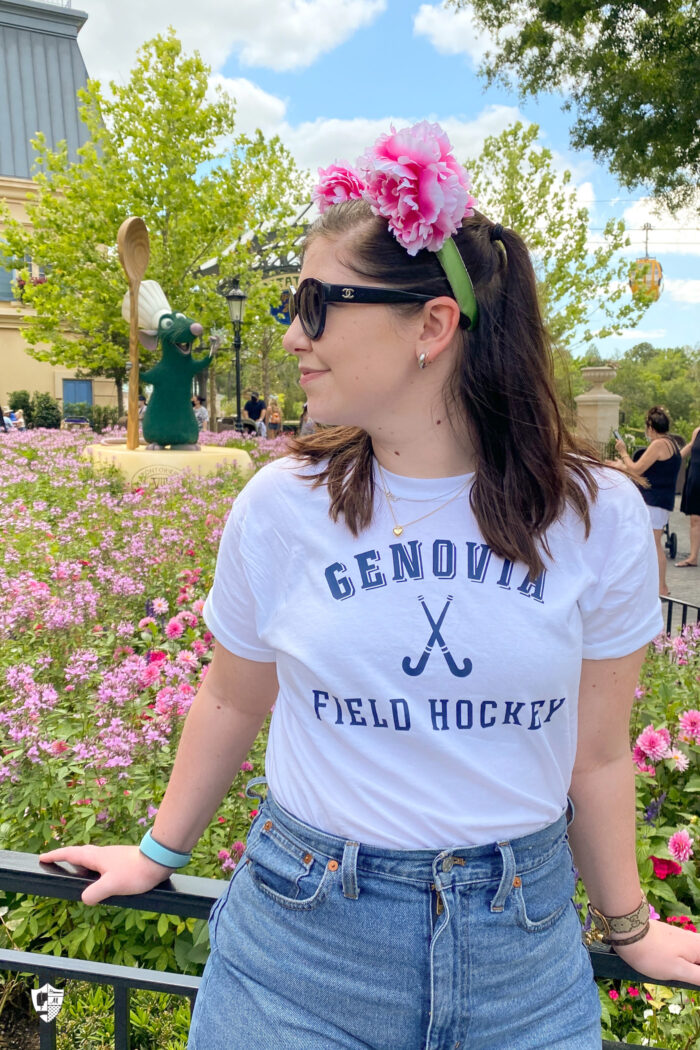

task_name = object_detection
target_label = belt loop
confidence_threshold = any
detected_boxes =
[490,841,516,912]
[341,841,360,900]
[244,776,268,802]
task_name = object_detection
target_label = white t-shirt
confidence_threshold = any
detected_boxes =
[203,457,662,849]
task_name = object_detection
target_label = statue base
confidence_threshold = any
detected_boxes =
[83,442,254,488]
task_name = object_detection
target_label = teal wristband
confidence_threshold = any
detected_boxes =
[139,829,191,869]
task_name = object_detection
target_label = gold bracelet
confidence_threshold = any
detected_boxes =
[588,895,650,942]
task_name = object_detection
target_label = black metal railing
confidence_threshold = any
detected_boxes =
[661,596,700,635]
[0,851,696,1050]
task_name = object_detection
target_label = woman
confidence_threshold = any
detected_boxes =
[40,122,700,1049]
[266,397,283,438]
[678,424,700,567]
[614,407,681,595]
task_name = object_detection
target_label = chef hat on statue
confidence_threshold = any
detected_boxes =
[121,280,171,335]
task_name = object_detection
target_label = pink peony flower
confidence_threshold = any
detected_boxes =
[668,829,694,863]
[359,121,476,255]
[678,709,700,743]
[312,163,366,213]
[635,724,671,762]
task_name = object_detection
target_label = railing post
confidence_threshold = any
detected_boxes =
[37,972,57,1050]
[114,983,131,1050]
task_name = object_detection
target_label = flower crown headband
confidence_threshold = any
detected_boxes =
[312,121,479,329]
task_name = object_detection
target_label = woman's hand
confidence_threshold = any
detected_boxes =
[39,845,175,906]
[612,920,700,986]
[614,438,627,456]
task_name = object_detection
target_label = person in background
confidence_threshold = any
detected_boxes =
[192,395,209,431]
[678,423,700,567]
[243,391,267,437]
[138,395,148,420]
[266,398,282,438]
[614,407,682,595]
[13,409,26,430]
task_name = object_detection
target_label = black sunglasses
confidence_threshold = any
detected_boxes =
[288,278,435,340]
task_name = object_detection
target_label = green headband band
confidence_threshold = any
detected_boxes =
[436,237,478,330]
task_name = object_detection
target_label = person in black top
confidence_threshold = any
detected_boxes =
[243,392,267,436]
[615,407,681,595]
[678,423,700,566]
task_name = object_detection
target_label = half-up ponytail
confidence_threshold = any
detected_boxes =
[290,202,600,577]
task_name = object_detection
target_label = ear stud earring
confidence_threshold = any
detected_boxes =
[418,352,428,369]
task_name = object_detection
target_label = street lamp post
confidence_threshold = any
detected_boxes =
[216,278,247,429]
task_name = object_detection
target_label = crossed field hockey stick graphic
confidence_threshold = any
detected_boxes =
[402,595,472,678]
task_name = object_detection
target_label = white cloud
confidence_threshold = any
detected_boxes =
[208,75,288,139]
[664,279,700,304]
[413,2,494,65]
[614,328,667,340]
[621,199,700,258]
[276,106,526,173]
[77,0,386,84]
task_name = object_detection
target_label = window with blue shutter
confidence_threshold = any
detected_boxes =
[63,380,93,406]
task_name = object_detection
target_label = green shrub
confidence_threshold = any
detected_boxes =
[31,392,61,428]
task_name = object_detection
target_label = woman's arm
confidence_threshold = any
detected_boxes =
[569,648,700,984]
[614,440,662,477]
[40,642,278,904]
[679,426,700,459]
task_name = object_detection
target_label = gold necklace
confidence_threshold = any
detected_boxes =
[376,461,470,537]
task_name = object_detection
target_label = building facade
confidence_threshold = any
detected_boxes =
[0,0,116,411]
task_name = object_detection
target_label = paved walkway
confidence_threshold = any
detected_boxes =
[665,496,700,606]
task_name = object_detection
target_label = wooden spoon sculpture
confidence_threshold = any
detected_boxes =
[117,218,150,451]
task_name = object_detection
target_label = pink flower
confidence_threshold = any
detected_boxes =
[668,829,694,863]
[312,163,365,212]
[651,855,682,879]
[649,904,660,920]
[669,749,689,772]
[678,709,700,743]
[635,724,671,762]
[359,121,476,255]
[627,987,639,997]
[608,989,619,1000]
[165,618,184,639]
[240,760,254,772]
[152,598,169,615]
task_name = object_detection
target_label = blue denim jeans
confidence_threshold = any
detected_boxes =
[188,786,600,1050]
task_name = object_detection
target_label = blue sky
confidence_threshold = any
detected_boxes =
[76,0,699,358]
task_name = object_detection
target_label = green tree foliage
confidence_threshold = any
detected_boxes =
[448,1,700,210]
[1,30,307,409]
[605,342,700,439]
[465,123,648,356]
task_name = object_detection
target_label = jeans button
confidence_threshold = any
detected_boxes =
[443,857,454,872]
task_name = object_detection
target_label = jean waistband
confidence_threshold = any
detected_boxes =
[245,778,570,887]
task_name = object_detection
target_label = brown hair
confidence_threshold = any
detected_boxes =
[289,200,601,577]
[645,406,670,434]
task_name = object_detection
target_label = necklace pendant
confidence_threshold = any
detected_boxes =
[393,525,404,537]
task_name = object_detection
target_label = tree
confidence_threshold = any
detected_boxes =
[448,1,700,210]
[606,343,700,438]
[1,30,307,412]
[465,122,649,353]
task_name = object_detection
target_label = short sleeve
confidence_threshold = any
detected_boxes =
[202,496,276,662]
[578,479,663,660]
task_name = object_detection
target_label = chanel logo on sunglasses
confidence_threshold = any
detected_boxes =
[341,288,355,299]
